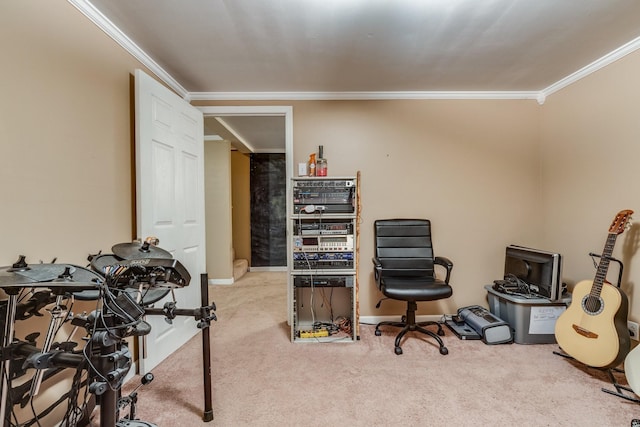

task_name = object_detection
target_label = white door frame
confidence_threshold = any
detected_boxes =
[197,105,293,321]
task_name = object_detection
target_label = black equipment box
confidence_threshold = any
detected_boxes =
[445,318,481,340]
[456,305,513,345]
[293,275,354,287]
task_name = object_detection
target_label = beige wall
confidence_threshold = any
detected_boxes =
[231,151,251,263]
[539,50,640,323]
[196,99,543,315]
[297,100,544,314]
[204,141,234,279]
[1,1,146,264]
[4,1,640,323]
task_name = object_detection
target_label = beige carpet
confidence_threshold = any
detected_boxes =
[125,271,639,426]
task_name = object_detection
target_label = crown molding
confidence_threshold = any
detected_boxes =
[71,0,640,105]
[188,90,542,102]
[540,35,640,101]
[68,0,189,99]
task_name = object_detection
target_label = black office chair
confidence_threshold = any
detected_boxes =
[372,219,453,355]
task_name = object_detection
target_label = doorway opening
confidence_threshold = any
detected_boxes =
[197,106,293,285]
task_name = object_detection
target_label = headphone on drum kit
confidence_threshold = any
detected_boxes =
[0,238,217,427]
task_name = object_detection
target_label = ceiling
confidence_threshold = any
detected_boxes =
[203,115,286,153]
[77,0,640,151]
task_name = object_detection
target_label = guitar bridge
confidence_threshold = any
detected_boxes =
[572,324,598,339]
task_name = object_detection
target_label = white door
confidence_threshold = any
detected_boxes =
[135,69,206,373]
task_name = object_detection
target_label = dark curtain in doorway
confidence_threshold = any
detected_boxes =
[250,153,286,267]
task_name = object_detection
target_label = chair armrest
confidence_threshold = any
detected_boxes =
[372,257,382,285]
[434,256,453,284]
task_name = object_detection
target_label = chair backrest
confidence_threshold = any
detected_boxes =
[374,219,435,278]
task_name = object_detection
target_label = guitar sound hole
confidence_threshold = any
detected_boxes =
[582,295,604,315]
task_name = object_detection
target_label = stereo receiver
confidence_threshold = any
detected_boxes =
[293,235,353,252]
[293,252,354,269]
[294,220,353,235]
[293,275,354,287]
[293,178,355,214]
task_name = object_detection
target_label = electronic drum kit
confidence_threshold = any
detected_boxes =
[0,238,213,427]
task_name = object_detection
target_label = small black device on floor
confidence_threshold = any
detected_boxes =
[445,316,482,340]
[446,305,513,344]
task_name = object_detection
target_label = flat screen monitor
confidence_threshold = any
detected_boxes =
[504,245,563,300]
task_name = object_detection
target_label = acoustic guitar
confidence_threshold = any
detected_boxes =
[555,209,633,368]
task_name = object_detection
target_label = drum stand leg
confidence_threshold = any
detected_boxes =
[143,274,216,423]
[88,314,135,427]
[200,273,214,422]
[29,295,67,397]
[1,291,19,426]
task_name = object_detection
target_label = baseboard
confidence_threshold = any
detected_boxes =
[359,314,447,325]
[248,266,287,272]
[209,278,234,285]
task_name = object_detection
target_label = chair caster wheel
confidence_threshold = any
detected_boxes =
[401,316,407,322]
[437,328,445,336]
[375,330,381,336]
[440,346,449,355]
[395,347,403,355]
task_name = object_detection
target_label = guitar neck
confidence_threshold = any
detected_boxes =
[591,233,618,297]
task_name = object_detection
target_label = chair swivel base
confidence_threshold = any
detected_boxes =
[374,301,448,355]
[375,322,449,355]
